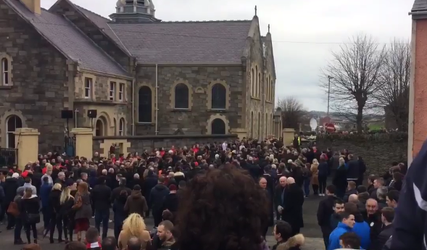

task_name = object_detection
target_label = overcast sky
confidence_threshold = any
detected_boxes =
[43,0,413,111]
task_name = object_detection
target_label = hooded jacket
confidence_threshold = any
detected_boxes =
[124,190,148,217]
[150,183,169,212]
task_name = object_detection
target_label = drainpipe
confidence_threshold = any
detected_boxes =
[131,60,137,136]
[155,64,159,135]
[131,78,135,135]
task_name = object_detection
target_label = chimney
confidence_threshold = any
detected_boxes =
[21,0,41,15]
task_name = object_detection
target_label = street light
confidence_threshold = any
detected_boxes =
[327,75,334,117]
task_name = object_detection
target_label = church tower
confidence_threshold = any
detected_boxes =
[110,0,161,23]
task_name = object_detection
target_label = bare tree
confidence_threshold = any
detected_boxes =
[322,35,387,133]
[277,97,306,130]
[375,40,410,131]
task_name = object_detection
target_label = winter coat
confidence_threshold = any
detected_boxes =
[310,164,319,185]
[124,190,148,217]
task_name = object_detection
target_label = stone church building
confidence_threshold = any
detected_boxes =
[0,0,276,151]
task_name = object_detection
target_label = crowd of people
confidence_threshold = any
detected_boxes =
[0,138,407,250]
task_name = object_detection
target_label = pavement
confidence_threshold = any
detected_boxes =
[0,195,325,250]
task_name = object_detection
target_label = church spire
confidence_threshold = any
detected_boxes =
[111,0,160,23]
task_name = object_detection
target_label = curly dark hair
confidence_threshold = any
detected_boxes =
[174,167,269,250]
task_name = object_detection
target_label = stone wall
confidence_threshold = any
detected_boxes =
[0,2,69,152]
[316,133,408,175]
[93,134,238,155]
[134,65,244,135]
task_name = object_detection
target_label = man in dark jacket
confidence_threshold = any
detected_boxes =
[3,173,19,229]
[346,154,359,183]
[143,170,158,218]
[364,198,382,243]
[317,185,340,249]
[91,176,112,238]
[274,176,287,221]
[371,207,394,250]
[111,178,131,203]
[162,184,179,215]
[390,140,427,250]
[150,176,170,227]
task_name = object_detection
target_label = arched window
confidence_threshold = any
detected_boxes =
[255,66,258,97]
[174,83,189,109]
[251,68,254,96]
[1,58,9,85]
[265,113,268,137]
[138,86,152,123]
[6,115,22,148]
[113,118,117,136]
[258,72,261,98]
[119,118,125,136]
[258,112,261,140]
[250,112,254,138]
[211,118,226,134]
[95,119,104,136]
[211,83,226,109]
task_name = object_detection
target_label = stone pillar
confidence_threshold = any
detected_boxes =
[282,128,295,147]
[71,128,93,159]
[14,128,39,170]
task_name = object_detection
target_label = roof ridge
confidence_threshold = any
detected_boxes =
[159,20,252,24]
[73,3,111,21]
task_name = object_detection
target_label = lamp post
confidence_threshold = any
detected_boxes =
[327,75,334,117]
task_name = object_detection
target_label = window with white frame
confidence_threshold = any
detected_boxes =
[119,118,125,136]
[1,58,9,85]
[84,77,92,98]
[109,82,116,101]
[119,83,125,101]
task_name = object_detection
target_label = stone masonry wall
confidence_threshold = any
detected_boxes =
[93,134,238,155]
[316,133,408,175]
[135,65,244,135]
[0,2,69,152]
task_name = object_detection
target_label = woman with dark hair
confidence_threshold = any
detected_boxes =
[175,167,270,250]
[272,220,304,250]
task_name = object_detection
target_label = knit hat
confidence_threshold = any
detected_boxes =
[12,173,19,178]
[169,184,177,191]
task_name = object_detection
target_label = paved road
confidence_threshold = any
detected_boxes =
[0,195,324,250]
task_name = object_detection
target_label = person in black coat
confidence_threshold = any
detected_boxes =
[3,174,19,229]
[316,185,340,249]
[282,177,304,236]
[143,170,158,217]
[162,184,179,220]
[150,177,170,227]
[91,176,112,239]
[111,178,131,203]
[274,176,287,221]
[370,207,394,250]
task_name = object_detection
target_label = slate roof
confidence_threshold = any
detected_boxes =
[72,2,253,64]
[3,0,129,77]
[108,21,252,64]
[412,0,427,12]
[72,4,130,54]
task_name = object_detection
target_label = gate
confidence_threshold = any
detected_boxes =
[64,135,76,157]
[0,148,17,167]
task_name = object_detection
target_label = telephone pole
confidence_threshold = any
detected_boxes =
[327,75,333,117]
